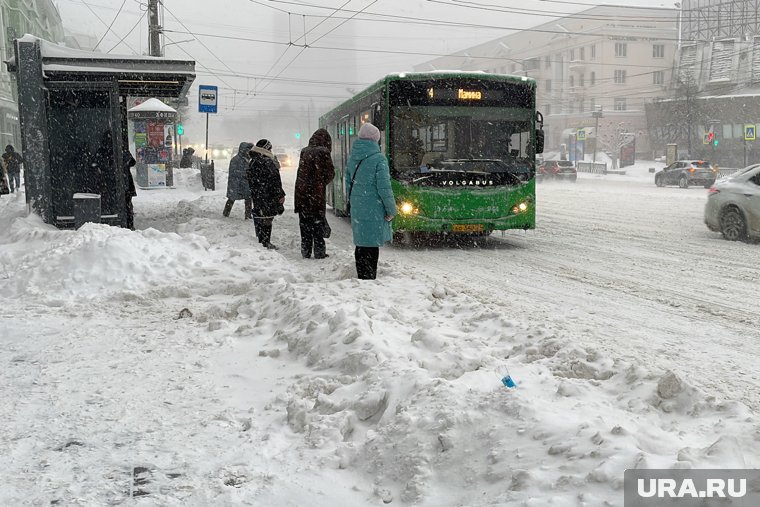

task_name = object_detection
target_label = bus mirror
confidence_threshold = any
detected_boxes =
[371,103,384,130]
[536,129,545,154]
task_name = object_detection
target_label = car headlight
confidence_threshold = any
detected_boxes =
[398,201,418,215]
[512,201,529,214]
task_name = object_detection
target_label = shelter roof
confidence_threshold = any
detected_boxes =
[7,35,195,98]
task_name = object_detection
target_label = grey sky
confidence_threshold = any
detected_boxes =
[55,0,675,147]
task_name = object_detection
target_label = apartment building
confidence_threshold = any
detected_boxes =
[414,5,677,157]
[1,0,65,148]
[645,0,760,166]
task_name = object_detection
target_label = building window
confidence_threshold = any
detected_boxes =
[614,70,627,84]
[591,44,597,60]
[580,47,585,61]
[579,99,585,112]
[590,71,596,85]
[722,124,733,139]
[580,74,585,87]
[570,49,575,61]
[653,71,664,85]
[546,79,552,92]
[570,75,574,87]
[511,64,517,73]
[545,104,551,116]
[653,44,665,58]
[615,42,627,57]
[590,98,596,110]
[614,98,627,111]
[545,55,551,69]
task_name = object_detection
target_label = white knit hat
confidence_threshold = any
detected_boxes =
[358,122,381,142]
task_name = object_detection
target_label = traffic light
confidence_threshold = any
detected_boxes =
[295,132,301,140]
[713,138,719,146]
[707,131,714,143]
[177,124,184,136]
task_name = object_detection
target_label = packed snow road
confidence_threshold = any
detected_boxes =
[386,173,760,410]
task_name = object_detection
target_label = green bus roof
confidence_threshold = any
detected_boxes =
[320,71,537,124]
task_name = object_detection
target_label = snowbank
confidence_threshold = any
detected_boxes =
[1,164,758,505]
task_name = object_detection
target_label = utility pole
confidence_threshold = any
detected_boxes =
[592,105,603,169]
[148,0,162,57]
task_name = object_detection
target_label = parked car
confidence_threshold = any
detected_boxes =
[704,163,760,241]
[538,160,577,182]
[655,160,717,188]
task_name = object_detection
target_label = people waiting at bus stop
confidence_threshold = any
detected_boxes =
[223,142,253,220]
[247,139,285,250]
[294,128,335,259]
[2,145,24,193]
[345,123,396,280]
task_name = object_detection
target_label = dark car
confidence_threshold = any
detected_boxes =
[655,160,717,188]
[538,160,577,182]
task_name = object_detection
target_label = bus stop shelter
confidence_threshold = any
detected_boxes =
[7,35,195,228]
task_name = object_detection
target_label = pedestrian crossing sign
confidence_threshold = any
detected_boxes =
[745,125,756,141]
[576,129,586,141]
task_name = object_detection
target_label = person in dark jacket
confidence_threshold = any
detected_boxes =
[123,149,137,230]
[179,147,195,168]
[345,123,396,280]
[2,145,23,193]
[223,142,254,219]
[247,139,285,249]
[294,129,335,259]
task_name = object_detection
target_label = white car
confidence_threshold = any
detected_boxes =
[704,164,760,241]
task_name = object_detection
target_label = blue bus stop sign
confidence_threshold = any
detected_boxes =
[198,85,218,114]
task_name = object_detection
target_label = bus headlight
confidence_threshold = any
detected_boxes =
[398,201,418,215]
[512,201,529,214]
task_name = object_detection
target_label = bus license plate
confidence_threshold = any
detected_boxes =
[452,224,484,232]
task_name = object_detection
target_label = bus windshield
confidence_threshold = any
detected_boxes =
[390,105,534,184]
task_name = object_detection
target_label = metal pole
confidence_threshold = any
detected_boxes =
[205,112,209,163]
[593,113,600,167]
[744,138,747,167]
[148,0,161,57]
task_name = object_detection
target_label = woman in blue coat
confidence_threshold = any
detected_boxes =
[344,123,396,279]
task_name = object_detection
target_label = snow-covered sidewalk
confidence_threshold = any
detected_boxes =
[1,166,758,505]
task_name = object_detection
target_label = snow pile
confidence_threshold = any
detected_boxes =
[0,199,296,303]
[234,273,760,505]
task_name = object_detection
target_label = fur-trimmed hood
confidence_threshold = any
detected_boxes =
[250,146,275,159]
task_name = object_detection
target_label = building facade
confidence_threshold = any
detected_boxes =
[645,0,760,167]
[414,6,677,158]
[1,0,65,148]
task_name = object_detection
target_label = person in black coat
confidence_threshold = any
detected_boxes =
[294,128,335,259]
[2,144,23,193]
[247,139,285,249]
[123,149,137,230]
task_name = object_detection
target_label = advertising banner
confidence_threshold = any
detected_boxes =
[147,164,167,187]
[148,123,164,148]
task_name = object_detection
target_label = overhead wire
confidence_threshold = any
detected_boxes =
[107,9,148,54]
[93,0,128,50]
[78,0,140,54]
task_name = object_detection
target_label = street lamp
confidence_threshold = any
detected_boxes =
[674,2,683,49]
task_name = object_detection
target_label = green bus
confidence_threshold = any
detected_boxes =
[320,72,544,236]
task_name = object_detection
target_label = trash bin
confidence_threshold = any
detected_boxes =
[200,160,215,191]
[73,193,101,229]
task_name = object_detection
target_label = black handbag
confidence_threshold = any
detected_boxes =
[320,216,331,238]
[0,175,9,195]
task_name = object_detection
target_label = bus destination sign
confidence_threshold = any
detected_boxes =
[389,79,532,108]
[427,87,499,102]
